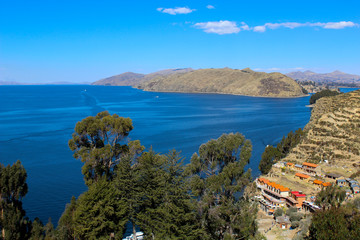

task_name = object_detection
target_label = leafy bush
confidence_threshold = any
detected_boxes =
[309,89,340,105]
[274,208,284,218]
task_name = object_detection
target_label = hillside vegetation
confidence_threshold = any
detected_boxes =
[139,68,306,97]
[309,89,340,104]
[283,90,360,168]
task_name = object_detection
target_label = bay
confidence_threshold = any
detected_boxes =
[0,85,312,224]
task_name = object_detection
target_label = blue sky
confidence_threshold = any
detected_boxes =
[1,0,359,83]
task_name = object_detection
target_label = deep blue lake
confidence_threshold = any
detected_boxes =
[0,85,317,224]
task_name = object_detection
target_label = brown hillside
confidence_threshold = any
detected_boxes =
[284,90,360,169]
[139,68,306,98]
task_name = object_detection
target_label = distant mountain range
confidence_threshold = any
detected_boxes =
[93,67,306,98]
[286,70,360,86]
[0,81,90,85]
[92,68,193,87]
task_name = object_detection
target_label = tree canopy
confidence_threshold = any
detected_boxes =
[259,128,304,174]
[3,112,263,240]
[309,89,340,105]
[186,133,258,239]
[0,160,30,240]
[68,111,135,185]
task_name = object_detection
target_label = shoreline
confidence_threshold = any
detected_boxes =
[134,87,309,99]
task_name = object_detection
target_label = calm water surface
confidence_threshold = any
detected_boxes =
[0,85,314,224]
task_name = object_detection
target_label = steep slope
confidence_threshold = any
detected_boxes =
[92,72,145,86]
[287,70,360,86]
[283,90,360,167]
[140,68,306,97]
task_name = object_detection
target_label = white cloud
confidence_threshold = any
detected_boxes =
[206,5,215,9]
[253,25,266,32]
[253,21,358,32]
[194,20,241,35]
[157,7,195,15]
[319,21,356,29]
[240,22,250,31]
[192,20,358,35]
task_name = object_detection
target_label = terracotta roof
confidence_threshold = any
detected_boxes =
[258,178,270,184]
[295,173,310,179]
[322,182,332,187]
[313,179,323,185]
[287,162,294,166]
[303,162,318,168]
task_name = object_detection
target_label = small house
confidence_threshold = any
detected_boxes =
[290,191,306,208]
[294,164,303,170]
[336,179,347,186]
[352,185,360,194]
[349,180,358,186]
[276,216,291,229]
[286,162,294,169]
[322,182,332,188]
[313,179,323,186]
[295,173,311,181]
[302,162,318,174]
[326,173,342,180]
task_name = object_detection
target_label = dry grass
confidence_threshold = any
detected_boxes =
[140,68,306,98]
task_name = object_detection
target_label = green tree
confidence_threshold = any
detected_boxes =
[136,150,202,239]
[286,207,298,216]
[308,207,350,240]
[273,208,283,218]
[113,141,144,239]
[186,133,257,239]
[315,185,346,210]
[259,128,304,174]
[72,179,128,239]
[309,89,340,105]
[29,218,44,240]
[68,111,134,185]
[259,145,280,175]
[0,160,29,240]
[44,219,55,240]
[57,196,77,240]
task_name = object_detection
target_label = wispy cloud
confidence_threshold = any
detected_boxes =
[193,20,358,34]
[193,21,250,35]
[206,5,215,9]
[253,21,358,32]
[157,7,195,15]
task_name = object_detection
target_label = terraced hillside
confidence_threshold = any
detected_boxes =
[284,90,360,168]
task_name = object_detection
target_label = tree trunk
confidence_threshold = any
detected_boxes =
[132,221,137,240]
[1,197,4,239]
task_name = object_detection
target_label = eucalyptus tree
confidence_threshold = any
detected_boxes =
[68,111,135,185]
[186,133,257,239]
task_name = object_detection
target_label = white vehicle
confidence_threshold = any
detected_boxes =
[123,231,144,240]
